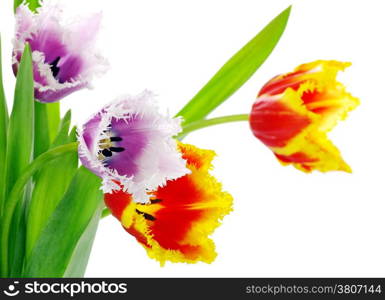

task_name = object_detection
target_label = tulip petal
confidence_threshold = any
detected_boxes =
[104,143,233,265]
[13,2,107,102]
[78,91,190,202]
[250,60,359,173]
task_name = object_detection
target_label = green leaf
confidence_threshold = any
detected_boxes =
[0,142,78,277]
[14,0,41,13]
[8,183,31,277]
[26,111,78,258]
[0,38,9,215]
[64,204,103,277]
[4,44,34,196]
[33,101,61,157]
[1,45,34,277]
[176,6,291,124]
[52,110,72,145]
[34,104,61,156]
[24,167,103,277]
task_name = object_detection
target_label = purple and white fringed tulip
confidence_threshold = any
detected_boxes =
[78,90,190,203]
[13,1,107,102]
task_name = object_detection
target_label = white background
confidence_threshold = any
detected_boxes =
[1,0,385,277]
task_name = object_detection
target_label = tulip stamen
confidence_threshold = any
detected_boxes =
[110,147,125,153]
[150,199,162,204]
[135,209,156,221]
[99,138,113,149]
[110,137,123,142]
[97,136,125,160]
[101,149,112,157]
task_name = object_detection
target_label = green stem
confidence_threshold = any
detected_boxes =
[177,114,249,139]
[46,102,60,143]
[0,142,78,277]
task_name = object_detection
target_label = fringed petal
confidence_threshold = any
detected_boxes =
[78,91,189,202]
[13,1,107,102]
[104,143,233,265]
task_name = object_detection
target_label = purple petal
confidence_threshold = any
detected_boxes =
[78,113,104,178]
[56,54,84,83]
[83,114,102,151]
[13,3,106,103]
[103,116,150,178]
[66,13,102,52]
[77,91,190,202]
[27,30,67,65]
[15,5,34,39]
[34,82,86,103]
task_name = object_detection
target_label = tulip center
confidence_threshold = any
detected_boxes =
[50,56,62,82]
[97,136,125,160]
[135,199,162,221]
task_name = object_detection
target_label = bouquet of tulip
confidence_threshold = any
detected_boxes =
[0,0,358,278]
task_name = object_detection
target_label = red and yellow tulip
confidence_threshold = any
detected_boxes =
[104,143,233,265]
[249,60,359,173]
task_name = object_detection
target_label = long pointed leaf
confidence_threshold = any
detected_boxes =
[177,6,291,124]
[52,110,72,145]
[1,45,34,277]
[24,167,103,277]
[0,38,8,216]
[5,44,34,196]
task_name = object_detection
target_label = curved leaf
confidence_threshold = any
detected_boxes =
[24,167,103,277]
[177,6,291,124]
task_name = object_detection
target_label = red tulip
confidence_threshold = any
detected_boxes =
[104,143,233,265]
[250,60,359,172]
